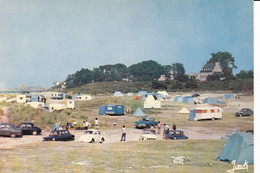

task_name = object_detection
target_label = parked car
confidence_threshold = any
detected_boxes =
[43,130,75,141]
[165,130,188,140]
[139,129,157,140]
[246,130,254,135]
[135,117,158,129]
[78,129,105,143]
[17,122,41,135]
[0,123,23,138]
[235,108,253,117]
[192,93,200,97]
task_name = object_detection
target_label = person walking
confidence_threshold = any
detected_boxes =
[95,118,99,129]
[120,125,126,141]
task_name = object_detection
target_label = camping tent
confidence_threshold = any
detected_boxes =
[217,132,254,164]
[178,107,190,114]
[138,91,147,96]
[182,96,194,103]
[127,93,133,96]
[173,96,183,103]
[114,91,124,96]
[224,93,235,99]
[98,104,125,115]
[143,95,161,108]
[132,108,146,116]
[203,97,222,105]
[145,93,163,100]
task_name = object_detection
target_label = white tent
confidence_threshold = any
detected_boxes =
[157,91,169,96]
[143,95,161,108]
[114,91,124,96]
[178,107,190,114]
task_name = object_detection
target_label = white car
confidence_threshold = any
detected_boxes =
[139,129,158,140]
[78,129,105,143]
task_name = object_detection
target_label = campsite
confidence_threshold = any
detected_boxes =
[0,91,254,172]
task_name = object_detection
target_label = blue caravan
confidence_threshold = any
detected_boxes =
[182,96,194,103]
[98,104,125,116]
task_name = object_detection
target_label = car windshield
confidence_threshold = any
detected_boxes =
[144,130,155,134]
[84,131,93,134]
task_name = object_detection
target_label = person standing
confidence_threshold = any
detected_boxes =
[95,118,99,129]
[157,121,161,134]
[173,123,176,130]
[120,125,126,141]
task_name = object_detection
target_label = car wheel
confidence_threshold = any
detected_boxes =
[10,134,16,138]
[90,138,95,143]
[240,113,242,117]
[52,138,55,141]
[100,138,105,143]
[174,137,177,140]
[32,131,37,136]
[212,117,215,121]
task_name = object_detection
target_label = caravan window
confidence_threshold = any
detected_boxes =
[107,107,112,110]
[211,109,215,113]
[196,110,201,113]
[118,106,121,108]
[202,110,207,113]
[78,97,81,99]
[217,109,220,112]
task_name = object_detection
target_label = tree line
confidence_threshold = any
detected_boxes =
[63,51,253,89]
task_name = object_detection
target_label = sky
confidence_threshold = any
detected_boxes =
[0,0,253,89]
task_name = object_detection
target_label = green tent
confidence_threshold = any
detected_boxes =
[217,132,254,164]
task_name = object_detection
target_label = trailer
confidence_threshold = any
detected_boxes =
[189,107,223,121]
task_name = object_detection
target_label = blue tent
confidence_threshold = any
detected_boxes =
[203,97,222,105]
[182,96,194,103]
[217,132,254,164]
[138,91,147,96]
[114,91,124,96]
[224,94,235,99]
[132,108,146,117]
[98,104,125,115]
[173,96,183,103]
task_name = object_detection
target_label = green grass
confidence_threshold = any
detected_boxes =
[0,140,253,173]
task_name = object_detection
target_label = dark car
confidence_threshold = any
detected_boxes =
[0,123,23,138]
[17,122,41,135]
[235,108,253,117]
[43,130,75,141]
[192,93,200,97]
[135,117,158,129]
[165,130,188,140]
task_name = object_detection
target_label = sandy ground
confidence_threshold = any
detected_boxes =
[0,126,225,149]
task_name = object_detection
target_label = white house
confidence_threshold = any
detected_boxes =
[158,75,167,81]
[196,62,224,81]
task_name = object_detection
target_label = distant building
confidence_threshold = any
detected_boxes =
[158,75,167,81]
[196,62,224,81]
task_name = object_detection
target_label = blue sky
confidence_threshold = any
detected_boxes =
[0,0,253,89]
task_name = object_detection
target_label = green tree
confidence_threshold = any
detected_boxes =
[236,70,253,79]
[208,51,237,79]
[129,60,163,81]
